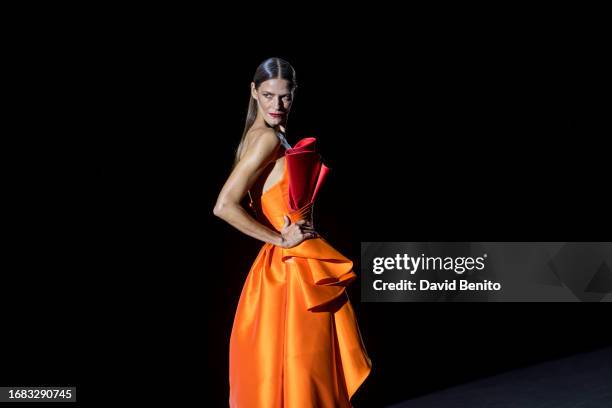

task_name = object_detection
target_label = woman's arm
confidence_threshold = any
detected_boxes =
[213,129,316,248]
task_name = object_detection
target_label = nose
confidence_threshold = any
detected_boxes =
[275,97,284,111]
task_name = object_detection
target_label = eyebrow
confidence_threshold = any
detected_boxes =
[261,91,291,96]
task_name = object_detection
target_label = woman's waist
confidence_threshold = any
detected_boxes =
[263,202,315,231]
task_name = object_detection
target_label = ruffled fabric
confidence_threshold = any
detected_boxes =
[262,151,356,311]
[282,236,356,311]
[285,137,331,211]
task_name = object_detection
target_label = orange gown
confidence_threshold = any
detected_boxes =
[229,159,372,407]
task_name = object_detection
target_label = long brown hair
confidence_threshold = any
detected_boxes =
[233,57,297,168]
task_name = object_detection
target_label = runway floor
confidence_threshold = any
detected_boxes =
[387,347,612,407]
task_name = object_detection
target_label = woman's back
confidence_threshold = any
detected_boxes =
[241,129,291,214]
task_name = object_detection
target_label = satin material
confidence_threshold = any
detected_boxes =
[285,137,331,211]
[229,152,372,407]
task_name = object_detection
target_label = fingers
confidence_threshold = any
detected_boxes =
[300,226,318,239]
[287,218,314,230]
[284,230,318,248]
[284,216,317,242]
[286,217,312,227]
[282,215,290,228]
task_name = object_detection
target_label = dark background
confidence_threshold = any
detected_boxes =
[205,46,611,407]
[3,11,610,407]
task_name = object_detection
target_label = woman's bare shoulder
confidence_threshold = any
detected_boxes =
[241,127,281,164]
[246,127,280,144]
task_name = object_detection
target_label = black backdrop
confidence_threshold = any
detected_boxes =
[3,16,610,407]
[205,47,611,407]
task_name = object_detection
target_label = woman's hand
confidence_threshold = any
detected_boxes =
[279,215,318,248]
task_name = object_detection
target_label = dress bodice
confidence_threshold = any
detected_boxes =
[259,132,330,232]
[261,132,314,231]
[249,132,357,313]
[260,159,292,231]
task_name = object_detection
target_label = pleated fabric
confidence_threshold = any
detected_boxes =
[229,161,372,407]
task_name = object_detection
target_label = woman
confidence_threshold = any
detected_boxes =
[214,57,372,407]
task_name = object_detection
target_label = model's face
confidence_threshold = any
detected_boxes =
[251,78,294,126]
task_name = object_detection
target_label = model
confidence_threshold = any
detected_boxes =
[213,57,372,407]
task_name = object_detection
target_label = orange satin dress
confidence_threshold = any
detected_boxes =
[229,159,372,407]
